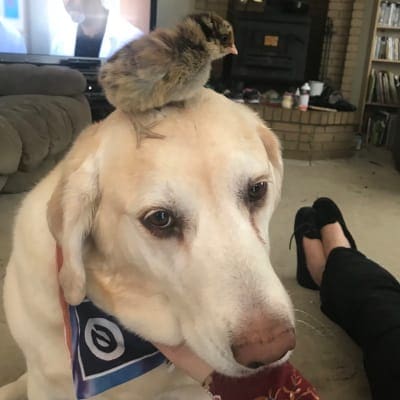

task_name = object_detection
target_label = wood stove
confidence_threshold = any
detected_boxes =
[226,0,312,85]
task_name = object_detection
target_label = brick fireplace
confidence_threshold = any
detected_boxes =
[195,0,367,160]
[195,0,366,99]
[249,104,358,160]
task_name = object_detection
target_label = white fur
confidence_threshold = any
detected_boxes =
[2,89,293,400]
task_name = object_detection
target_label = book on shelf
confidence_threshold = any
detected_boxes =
[365,110,398,148]
[367,69,400,105]
[386,112,398,149]
[375,36,382,59]
[389,2,397,26]
[386,36,393,60]
[382,70,391,102]
[368,112,387,146]
[388,71,399,103]
[379,1,400,27]
[367,69,377,103]
[394,37,399,61]
[374,35,400,61]
[377,36,387,59]
[376,71,385,103]
[395,74,400,94]
[379,2,386,25]
[365,115,373,145]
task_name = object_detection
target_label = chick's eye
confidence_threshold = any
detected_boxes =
[143,209,173,229]
[220,34,229,44]
[248,181,268,202]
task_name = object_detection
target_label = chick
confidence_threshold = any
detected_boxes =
[98,12,237,142]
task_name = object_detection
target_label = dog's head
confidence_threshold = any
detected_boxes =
[48,89,294,377]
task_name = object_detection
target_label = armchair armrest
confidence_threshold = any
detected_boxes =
[0,63,87,97]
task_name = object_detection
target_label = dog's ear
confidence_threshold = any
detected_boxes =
[257,124,283,208]
[47,127,101,305]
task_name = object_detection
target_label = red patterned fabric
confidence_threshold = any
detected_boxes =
[209,362,320,400]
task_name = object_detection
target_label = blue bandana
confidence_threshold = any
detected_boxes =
[67,299,166,399]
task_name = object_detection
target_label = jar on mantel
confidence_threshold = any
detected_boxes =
[281,92,294,109]
[298,82,311,111]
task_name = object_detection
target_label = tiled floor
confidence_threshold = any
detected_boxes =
[1,148,399,400]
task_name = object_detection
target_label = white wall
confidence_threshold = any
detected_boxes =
[156,0,196,28]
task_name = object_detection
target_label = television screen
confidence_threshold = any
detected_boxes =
[0,0,155,61]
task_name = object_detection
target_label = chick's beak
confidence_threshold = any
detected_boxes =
[229,44,238,55]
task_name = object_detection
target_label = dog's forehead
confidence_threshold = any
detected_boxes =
[144,91,268,161]
[136,99,269,181]
[99,90,275,201]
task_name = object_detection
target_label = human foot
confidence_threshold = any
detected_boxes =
[292,207,323,290]
[302,237,326,287]
[320,222,351,258]
[313,197,357,250]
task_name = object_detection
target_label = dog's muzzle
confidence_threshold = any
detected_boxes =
[230,315,296,369]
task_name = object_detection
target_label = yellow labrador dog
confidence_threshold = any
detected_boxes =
[2,89,295,400]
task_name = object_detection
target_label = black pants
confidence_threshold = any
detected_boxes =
[320,247,400,400]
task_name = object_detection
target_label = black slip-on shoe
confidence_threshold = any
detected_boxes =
[312,197,357,250]
[290,207,321,290]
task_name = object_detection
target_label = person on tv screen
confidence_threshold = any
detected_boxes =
[0,18,27,53]
[51,0,143,58]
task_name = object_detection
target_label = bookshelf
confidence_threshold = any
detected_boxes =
[361,1,400,147]
[372,59,400,64]
[377,25,400,30]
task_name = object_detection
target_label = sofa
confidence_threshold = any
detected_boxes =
[0,63,92,193]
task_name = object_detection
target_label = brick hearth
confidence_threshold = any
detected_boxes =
[249,104,358,161]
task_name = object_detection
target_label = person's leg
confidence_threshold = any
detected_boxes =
[298,196,354,287]
[301,220,351,286]
[320,244,400,398]
[312,222,400,399]
[302,237,326,286]
[298,197,400,398]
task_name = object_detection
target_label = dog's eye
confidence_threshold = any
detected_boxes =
[141,208,181,239]
[143,209,173,229]
[248,181,268,202]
